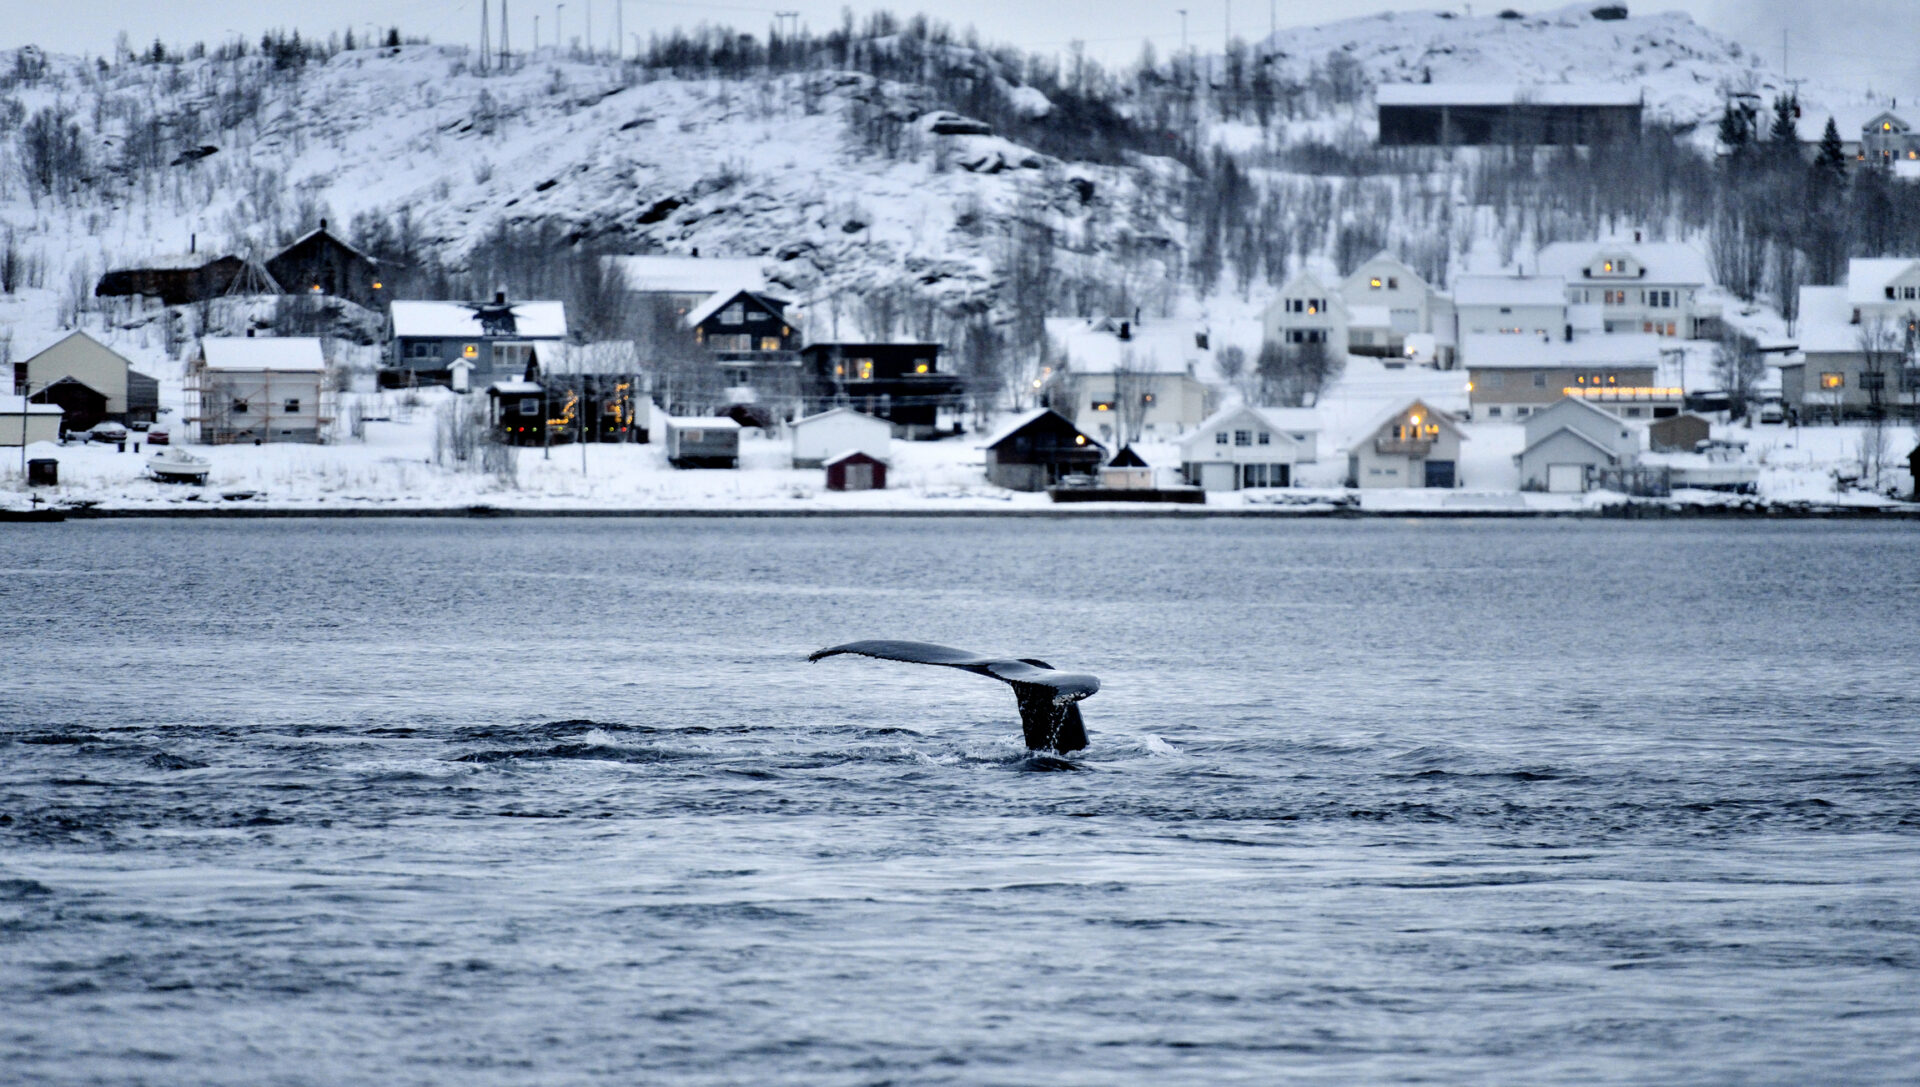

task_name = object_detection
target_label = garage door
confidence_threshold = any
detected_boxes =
[1546,464,1586,493]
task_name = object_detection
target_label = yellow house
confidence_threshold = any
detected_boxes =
[18,331,158,429]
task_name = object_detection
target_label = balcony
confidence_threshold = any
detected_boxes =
[1375,436,1434,456]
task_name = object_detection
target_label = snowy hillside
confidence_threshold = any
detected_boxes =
[1258,2,1792,131]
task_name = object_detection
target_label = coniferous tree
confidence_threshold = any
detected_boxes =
[1717,102,1752,155]
[1768,94,1799,156]
[1814,117,1849,184]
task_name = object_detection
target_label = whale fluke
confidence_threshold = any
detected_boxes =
[807,639,1097,753]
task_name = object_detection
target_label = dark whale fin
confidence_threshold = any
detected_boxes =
[810,639,1098,753]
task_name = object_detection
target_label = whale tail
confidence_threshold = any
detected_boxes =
[1013,683,1089,754]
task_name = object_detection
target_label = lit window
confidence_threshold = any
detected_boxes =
[758,336,781,351]
[1820,372,1845,389]
[914,363,930,373]
[463,344,478,359]
[856,360,874,380]
[1369,277,1383,289]
[1093,401,1114,412]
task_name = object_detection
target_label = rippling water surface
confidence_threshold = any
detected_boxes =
[4,517,1919,1084]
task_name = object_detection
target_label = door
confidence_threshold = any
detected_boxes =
[1424,460,1456,488]
[845,463,873,490]
[1546,463,1585,493]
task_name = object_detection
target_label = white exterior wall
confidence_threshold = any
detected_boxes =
[0,408,63,446]
[1456,302,1567,338]
[1064,372,1213,441]
[198,370,326,443]
[791,411,890,466]
[1341,258,1433,337]
[1261,273,1351,357]
[1517,429,1618,491]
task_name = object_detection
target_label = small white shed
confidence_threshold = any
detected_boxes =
[791,407,890,468]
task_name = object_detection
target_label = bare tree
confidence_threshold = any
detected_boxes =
[1713,329,1764,420]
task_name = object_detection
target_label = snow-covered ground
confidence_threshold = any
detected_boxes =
[6,379,1912,515]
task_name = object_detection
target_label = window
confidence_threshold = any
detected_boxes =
[1605,290,1628,306]
[748,310,769,322]
[232,398,249,414]
[1388,277,1399,289]
[758,336,782,351]
[462,343,478,359]
[1905,286,1919,301]
[1487,406,1502,418]
[1257,431,1271,445]
[1499,306,1513,314]
[856,359,874,380]
[1484,371,1505,389]
[1215,431,1229,445]
[519,397,541,416]
[1624,407,1645,418]
[408,341,436,359]
[1286,329,1326,344]
[1092,401,1114,412]
[1532,372,1547,387]
[720,305,743,325]
[284,398,301,413]
[1820,372,1845,389]
[1369,277,1383,289]
[1234,429,1252,447]
[914,362,931,373]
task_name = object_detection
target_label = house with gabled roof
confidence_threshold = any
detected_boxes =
[1535,238,1716,338]
[1043,316,1216,443]
[1261,269,1350,358]
[980,407,1104,491]
[1179,404,1322,491]
[688,288,799,390]
[16,331,159,430]
[1345,399,1466,489]
[1337,254,1453,363]
[187,335,329,444]
[1515,396,1643,492]
[791,407,890,468]
[265,220,382,309]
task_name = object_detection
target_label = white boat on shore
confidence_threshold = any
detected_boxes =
[147,448,212,484]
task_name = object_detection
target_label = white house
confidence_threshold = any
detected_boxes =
[0,396,63,446]
[1179,404,1322,490]
[1337,253,1454,362]
[188,336,329,444]
[1261,270,1350,358]
[1534,238,1716,338]
[1453,275,1569,340]
[791,407,891,468]
[610,254,769,317]
[1345,400,1466,489]
[1515,396,1643,492]
[1044,317,1216,444]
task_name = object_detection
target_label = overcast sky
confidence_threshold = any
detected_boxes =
[9,1,1915,97]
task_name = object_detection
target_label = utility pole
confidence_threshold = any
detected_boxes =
[1177,7,1188,85]
[614,0,622,59]
[479,0,491,73]
[501,0,510,69]
[533,14,539,51]
[585,0,592,59]
[1782,27,1789,78]
[1225,0,1230,52]
[556,3,564,56]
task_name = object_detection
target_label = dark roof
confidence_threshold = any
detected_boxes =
[1107,445,1148,468]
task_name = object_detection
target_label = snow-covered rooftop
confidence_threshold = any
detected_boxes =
[1462,331,1667,369]
[1375,83,1641,108]
[198,337,326,372]
[489,380,544,395]
[662,415,741,429]
[1535,240,1712,286]
[0,395,63,414]
[390,301,568,339]
[683,289,787,330]
[1454,275,1569,307]
[1796,286,1862,354]
[612,256,768,294]
[1048,317,1207,375]
[1844,258,1920,306]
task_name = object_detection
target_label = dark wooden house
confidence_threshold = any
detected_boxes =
[487,379,558,446]
[688,289,799,386]
[266,221,383,309]
[95,253,253,306]
[799,342,962,437]
[982,408,1104,491]
[824,449,887,491]
[1648,412,1712,453]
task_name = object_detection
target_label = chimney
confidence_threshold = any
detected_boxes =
[1564,324,1573,342]
[1633,229,1642,243]
[1118,321,1131,341]
[246,328,255,337]
[190,233,196,254]
[495,290,507,304]
[319,217,327,231]
[690,246,700,258]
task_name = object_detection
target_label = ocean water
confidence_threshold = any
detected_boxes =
[2,516,1917,1085]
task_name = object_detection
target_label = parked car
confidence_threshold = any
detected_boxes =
[145,426,170,446]
[89,424,128,444]
[129,420,152,432]
[1758,398,1785,424]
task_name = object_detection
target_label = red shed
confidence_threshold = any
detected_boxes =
[824,449,887,491]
